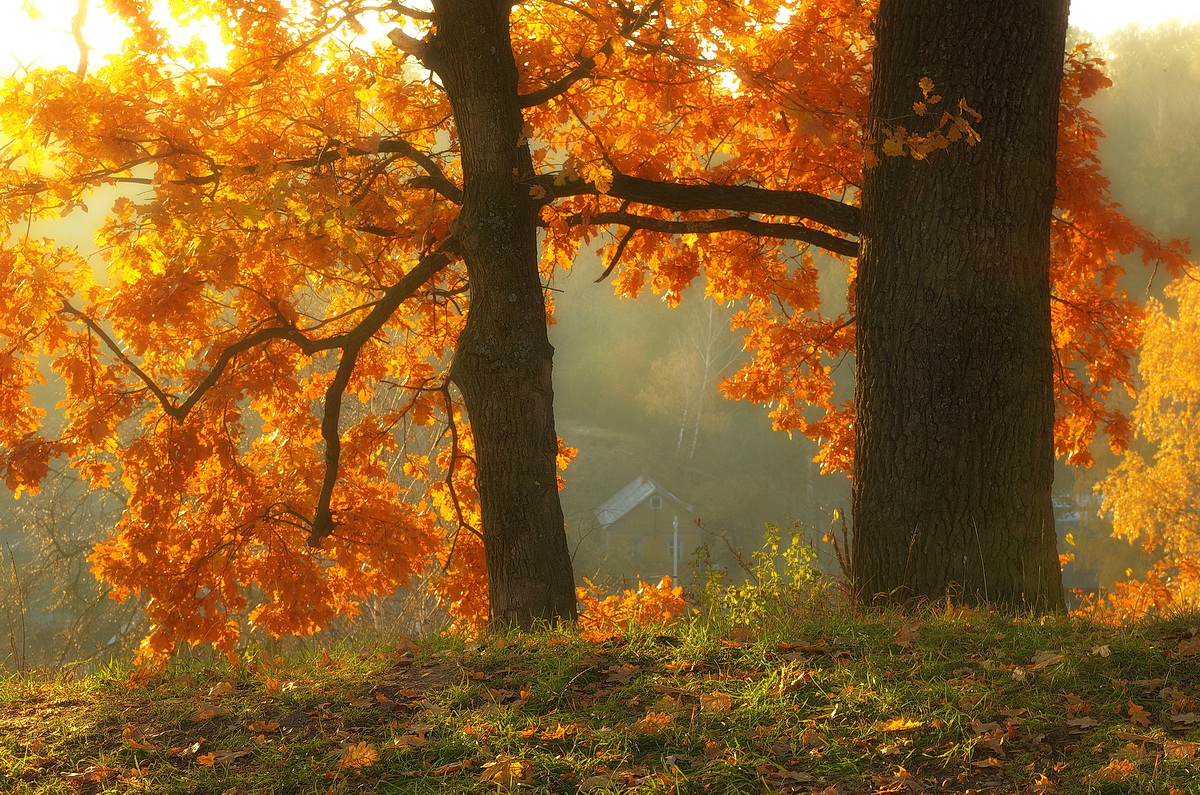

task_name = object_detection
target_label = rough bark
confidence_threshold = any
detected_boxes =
[852,0,1068,609]
[429,0,577,627]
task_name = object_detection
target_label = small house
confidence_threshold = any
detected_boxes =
[593,476,699,581]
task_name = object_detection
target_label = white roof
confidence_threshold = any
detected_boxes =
[594,475,693,529]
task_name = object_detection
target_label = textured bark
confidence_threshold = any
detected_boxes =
[852,0,1068,609]
[430,0,577,627]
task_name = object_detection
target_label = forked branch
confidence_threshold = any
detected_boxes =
[61,243,459,547]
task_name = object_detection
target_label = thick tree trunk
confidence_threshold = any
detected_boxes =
[852,0,1068,609]
[431,0,577,627]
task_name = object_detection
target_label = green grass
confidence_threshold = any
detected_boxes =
[3,606,1200,793]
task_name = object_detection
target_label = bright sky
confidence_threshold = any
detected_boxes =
[1069,0,1200,36]
[2,0,1199,73]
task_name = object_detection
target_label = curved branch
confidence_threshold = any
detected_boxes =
[545,170,861,239]
[564,209,860,258]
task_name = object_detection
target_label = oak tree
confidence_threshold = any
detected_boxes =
[0,0,1187,661]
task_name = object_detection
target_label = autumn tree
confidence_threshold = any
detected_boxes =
[1097,275,1200,614]
[0,0,1187,661]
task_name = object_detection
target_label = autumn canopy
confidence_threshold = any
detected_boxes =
[0,0,1188,662]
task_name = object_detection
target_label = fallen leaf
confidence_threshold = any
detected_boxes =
[603,664,641,684]
[651,694,685,714]
[1127,702,1151,727]
[970,720,1001,735]
[479,754,528,786]
[122,725,160,750]
[894,622,920,648]
[1176,636,1200,657]
[247,720,280,733]
[879,717,924,732]
[389,733,428,748]
[1066,716,1099,731]
[1028,651,1064,671]
[208,681,236,698]
[193,704,230,721]
[538,721,571,740]
[579,773,618,792]
[1171,712,1200,726]
[800,727,827,748]
[1165,739,1197,759]
[197,749,251,766]
[632,711,673,733]
[728,626,755,643]
[1090,645,1111,657]
[700,692,733,713]
[1096,758,1135,782]
[1029,772,1056,793]
[63,764,119,784]
[337,740,378,769]
[166,739,204,758]
[873,764,925,792]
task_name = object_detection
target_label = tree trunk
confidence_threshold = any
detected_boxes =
[431,0,577,627]
[852,0,1068,609]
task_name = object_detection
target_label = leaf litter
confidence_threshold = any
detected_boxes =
[2,612,1200,792]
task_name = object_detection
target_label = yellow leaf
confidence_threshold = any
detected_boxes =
[479,754,527,786]
[879,717,924,732]
[338,740,379,769]
[881,137,905,157]
[1064,532,1076,546]
[632,711,673,733]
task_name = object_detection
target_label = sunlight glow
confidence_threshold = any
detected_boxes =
[2,0,231,74]
[1069,0,1200,36]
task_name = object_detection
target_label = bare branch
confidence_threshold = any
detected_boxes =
[390,3,436,21]
[564,209,860,258]
[388,28,431,62]
[595,226,636,282]
[70,0,89,77]
[545,170,861,239]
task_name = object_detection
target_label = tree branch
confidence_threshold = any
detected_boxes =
[563,209,860,258]
[545,170,861,239]
[519,42,612,107]
[61,242,458,548]
[518,0,664,107]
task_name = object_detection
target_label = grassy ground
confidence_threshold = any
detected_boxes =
[2,605,1200,794]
